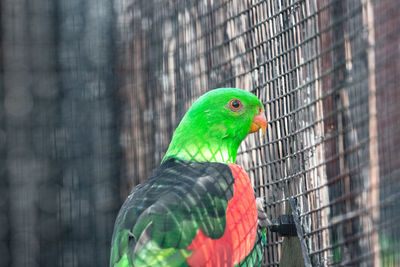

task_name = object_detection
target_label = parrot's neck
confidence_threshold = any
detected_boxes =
[163,122,243,164]
[163,139,239,163]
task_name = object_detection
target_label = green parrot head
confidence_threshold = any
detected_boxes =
[163,88,267,163]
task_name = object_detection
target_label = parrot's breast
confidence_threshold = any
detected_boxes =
[186,164,258,267]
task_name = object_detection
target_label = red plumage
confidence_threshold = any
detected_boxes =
[186,164,258,266]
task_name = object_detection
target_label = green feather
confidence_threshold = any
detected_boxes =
[236,230,266,267]
[132,241,191,267]
[163,88,264,164]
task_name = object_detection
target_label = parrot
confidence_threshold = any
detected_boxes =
[110,88,268,267]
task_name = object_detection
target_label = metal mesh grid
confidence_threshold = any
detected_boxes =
[117,0,400,266]
[1,0,399,266]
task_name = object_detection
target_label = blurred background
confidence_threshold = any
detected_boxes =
[1,0,399,266]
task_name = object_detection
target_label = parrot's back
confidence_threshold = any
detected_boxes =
[110,158,261,267]
[110,158,236,266]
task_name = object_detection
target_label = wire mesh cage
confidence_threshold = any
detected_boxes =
[117,0,400,266]
[1,0,400,266]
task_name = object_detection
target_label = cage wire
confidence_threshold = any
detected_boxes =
[1,0,399,266]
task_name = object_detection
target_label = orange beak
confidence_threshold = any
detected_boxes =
[249,112,267,137]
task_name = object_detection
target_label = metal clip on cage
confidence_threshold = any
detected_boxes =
[268,198,312,267]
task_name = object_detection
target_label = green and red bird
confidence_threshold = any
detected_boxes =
[111,88,267,266]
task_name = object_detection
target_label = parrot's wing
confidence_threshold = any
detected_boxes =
[110,158,235,267]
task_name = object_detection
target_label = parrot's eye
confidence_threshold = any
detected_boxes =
[228,99,242,111]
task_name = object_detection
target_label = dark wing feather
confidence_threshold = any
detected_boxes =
[110,158,235,266]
